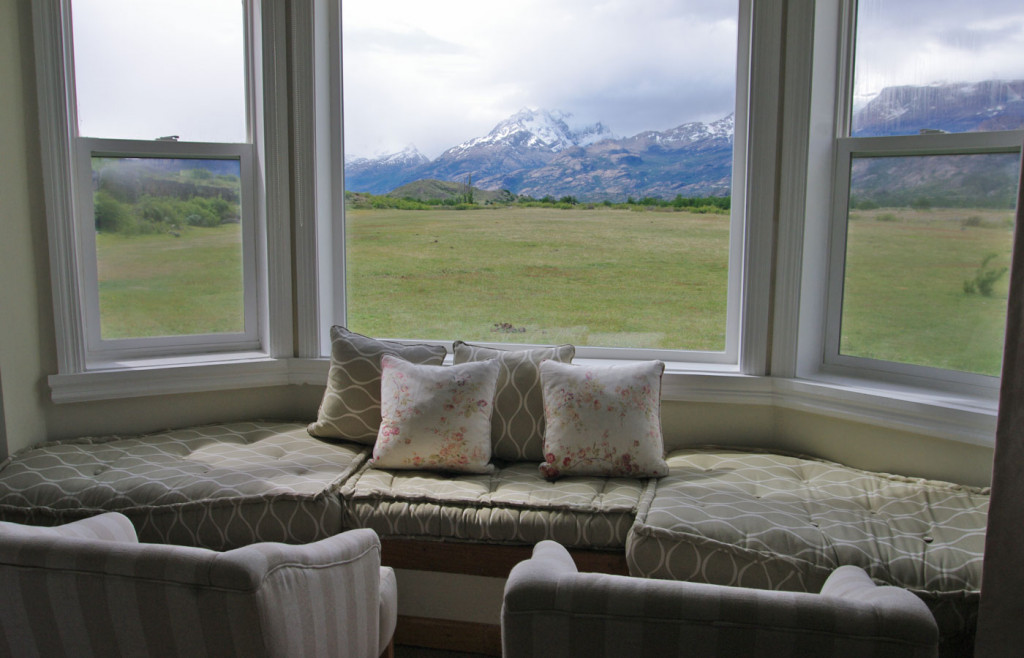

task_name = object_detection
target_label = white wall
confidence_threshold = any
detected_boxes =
[0,1,994,488]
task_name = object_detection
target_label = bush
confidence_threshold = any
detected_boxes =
[93,191,135,233]
[964,253,1007,297]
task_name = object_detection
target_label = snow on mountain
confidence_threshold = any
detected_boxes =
[445,108,614,156]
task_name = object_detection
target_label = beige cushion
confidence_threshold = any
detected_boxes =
[341,461,649,549]
[626,447,989,648]
[453,341,575,462]
[0,421,371,549]
[539,360,668,479]
[308,327,447,443]
[371,356,499,473]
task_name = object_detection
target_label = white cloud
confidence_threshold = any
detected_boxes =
[342,0,739,159]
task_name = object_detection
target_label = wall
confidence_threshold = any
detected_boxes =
[0,1,995,488]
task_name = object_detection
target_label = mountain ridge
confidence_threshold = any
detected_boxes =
[345,80,1024,202]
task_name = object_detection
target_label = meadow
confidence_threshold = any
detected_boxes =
[96,223,244,339]
[95,204,1015,375]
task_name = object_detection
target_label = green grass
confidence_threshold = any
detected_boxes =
[346,206,731,351]
[96,223,244,339]
[94,204,1015,375]
[842,208,1014,375]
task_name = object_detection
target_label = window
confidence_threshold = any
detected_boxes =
[35,0,269,374]
[824,0,1024,385]
[339,0,746,363]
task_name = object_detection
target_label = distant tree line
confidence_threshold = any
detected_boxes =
[93,166,241,235]
[345,190,730,214]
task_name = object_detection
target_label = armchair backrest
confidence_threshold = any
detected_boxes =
[503,540,939,658]
[0,513,388,658]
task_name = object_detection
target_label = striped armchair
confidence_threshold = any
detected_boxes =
[0,513,397,658]
[502,540,939,657]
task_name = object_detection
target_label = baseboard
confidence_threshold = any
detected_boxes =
[394,615,502,656]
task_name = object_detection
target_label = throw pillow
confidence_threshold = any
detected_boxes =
[371,355,500,473]
[307,327,448,443]
[452,341,575,462]
[539,360,668,479]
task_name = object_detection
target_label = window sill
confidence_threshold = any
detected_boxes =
[48,353,290,404]
[49,356,998,448]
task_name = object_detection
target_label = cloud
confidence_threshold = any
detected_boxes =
[342,0,739,159]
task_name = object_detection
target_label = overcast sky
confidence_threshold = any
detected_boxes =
[71,0,1024,159]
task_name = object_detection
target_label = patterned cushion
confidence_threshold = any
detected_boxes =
[539,360,668,479]
[371,356,499,473]
[0,421,371,549]
[341,461,650,549]
[453,341,575,462]
[626,447,989,647]
[308,327,448,443]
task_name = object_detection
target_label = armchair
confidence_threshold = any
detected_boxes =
[0,513,396,658]
[502,540,938,657]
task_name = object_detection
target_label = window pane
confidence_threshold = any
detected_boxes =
[91,157,244,339]
[841,153,1020,375]
[342,0,738,350]
[71,0,246,142]
[852,0,1024,137]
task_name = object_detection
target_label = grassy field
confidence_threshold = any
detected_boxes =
[96,223,244,339]
[94,204,1015,376]
[842,207,1014,375]
[345,206,731,351]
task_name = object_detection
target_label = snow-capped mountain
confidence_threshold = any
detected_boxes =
[445,108,614,155]
[344,145,430,195]
[344,108,734,199]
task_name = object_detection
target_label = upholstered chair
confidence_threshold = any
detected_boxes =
[502,540,938,657]
[0,513,397,658]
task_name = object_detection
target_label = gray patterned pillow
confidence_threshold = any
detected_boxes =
[308,327,447,443]
[453,341,574,462]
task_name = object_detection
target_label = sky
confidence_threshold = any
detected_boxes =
[70,0,1024,158]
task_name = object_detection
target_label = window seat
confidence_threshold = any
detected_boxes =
[0,421,988,654]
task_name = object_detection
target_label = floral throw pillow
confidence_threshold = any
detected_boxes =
[539,360,668,479]
[370,355,500,473]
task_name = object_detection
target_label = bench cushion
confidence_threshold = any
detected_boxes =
[342,462,651,549]
[0,421,370,550]
[626,447,989,647]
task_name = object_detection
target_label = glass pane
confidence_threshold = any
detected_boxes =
[841,153,1020,375]
[71,0,246,142]
[852,0,1024,137]
[342,0,738,350]
[91,157,244,339]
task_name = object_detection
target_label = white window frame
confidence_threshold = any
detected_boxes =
[76,138,261,360]
[819,1,1024,395]
[824,131,1024,392]
[300,0,773,375]
[33,0,295,401]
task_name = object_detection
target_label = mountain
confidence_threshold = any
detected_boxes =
[852,79,1024,137]
[345,109,731,200]
[344,145,430,196]
[344,79,1024,202]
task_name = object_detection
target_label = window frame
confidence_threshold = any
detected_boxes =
[318,0,761,371]
[33,0,295,396]
[816,0,1024,394]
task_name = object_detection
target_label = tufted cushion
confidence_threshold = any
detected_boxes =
[453,341,575,462]
[308,327,448,443]
[0,421,371,549]
[626,447,989,648]
[342,461,650,549]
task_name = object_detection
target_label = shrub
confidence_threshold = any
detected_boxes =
[964,253,1007,297]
